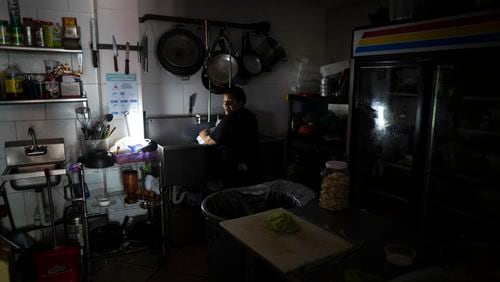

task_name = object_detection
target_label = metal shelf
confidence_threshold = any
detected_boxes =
[0,97,87,105]
[0,45,82,53]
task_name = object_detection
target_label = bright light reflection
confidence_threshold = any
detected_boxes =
[373,102,387,130]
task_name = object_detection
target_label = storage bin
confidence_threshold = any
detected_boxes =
[33,246,80,282]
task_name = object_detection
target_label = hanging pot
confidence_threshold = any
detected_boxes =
[202,68,228,94]
[205,31,238,87]
[239,32,262,78]
[254,35,286,72]
[157,26,206,77]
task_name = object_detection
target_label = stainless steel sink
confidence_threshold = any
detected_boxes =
[1,137,66,190]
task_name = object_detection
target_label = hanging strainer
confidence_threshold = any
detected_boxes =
[75,106,91,138]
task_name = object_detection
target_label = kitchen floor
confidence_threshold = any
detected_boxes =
[90,239,209,282]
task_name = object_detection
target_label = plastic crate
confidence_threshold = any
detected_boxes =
[33,246,80,282]
[113,150,159,164]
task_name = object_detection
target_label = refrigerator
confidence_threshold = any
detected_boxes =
[348,10,500,241]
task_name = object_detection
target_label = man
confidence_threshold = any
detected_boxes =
[198,86,259,187]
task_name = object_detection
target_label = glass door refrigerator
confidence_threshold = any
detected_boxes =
[348,10,500,241]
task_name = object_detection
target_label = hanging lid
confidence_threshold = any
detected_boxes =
[325,160,347,170]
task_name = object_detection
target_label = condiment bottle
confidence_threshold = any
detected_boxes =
[23,74,37,99]
[10,24,24,46]
[34,20,45,47]
[43,21,54,47]
[319,160,349,211]
[52,23,62,48]
[22,17,34,46]
[0,20,10,45]
[4,64,25,100]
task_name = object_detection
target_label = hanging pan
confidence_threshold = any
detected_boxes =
[239,31,262,77]
[255,35,286,72]
[157,25,206,77]
[205,30,238,90]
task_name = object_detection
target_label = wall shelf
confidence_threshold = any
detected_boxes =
[0,45,82,53]
[0,97,88,105]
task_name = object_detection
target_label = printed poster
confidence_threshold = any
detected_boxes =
[106,73,138,115]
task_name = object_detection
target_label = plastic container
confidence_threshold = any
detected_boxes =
[44,60,59,74]
[33,246,80,282]
[4,64,25,100]
[319,160,349,211]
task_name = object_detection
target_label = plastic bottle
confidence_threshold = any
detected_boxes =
[43,21,54,47]
[69,163,90,199]
[4,64,25,100]
[52,23,62,48]
[7,0,21,26]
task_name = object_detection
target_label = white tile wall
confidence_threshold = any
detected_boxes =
[139,0,327,137]
[0,122,16,158]
[97,0,138,11]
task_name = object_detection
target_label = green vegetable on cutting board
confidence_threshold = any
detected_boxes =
[266,210,300,234]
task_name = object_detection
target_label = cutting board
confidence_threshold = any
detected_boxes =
[220,208,353,274]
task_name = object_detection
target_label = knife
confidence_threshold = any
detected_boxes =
[112,35,118,72]
[91,18,98,68]
[125,42,130,75]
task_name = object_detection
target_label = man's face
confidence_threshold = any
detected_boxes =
[223,93,243,114]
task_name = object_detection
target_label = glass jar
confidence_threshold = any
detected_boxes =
[34,20,45,47]
[4,64,25,100]
[10,24,24,46]
[319,160,349,211]
[0,20,10,45]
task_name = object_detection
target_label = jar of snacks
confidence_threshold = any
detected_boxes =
[319,160,349,211]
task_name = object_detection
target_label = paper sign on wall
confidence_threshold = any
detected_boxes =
[106,74,138,115]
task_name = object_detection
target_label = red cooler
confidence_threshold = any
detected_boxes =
[33,246,80,282]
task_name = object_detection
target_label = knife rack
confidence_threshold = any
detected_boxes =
[92,43,142,51]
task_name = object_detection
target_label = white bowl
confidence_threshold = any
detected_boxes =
[384,244,416,267]
[96,195,110,207]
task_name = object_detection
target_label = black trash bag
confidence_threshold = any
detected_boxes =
[201,179,316,223]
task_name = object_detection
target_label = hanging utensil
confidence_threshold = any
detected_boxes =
[112,35,119,72]
[75,106,91,139]
[205,29,238,90]
[156,25,205,77]
[125,42,130,75]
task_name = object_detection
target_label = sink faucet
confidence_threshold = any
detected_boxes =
[28,127,38,149]
[26,127,46,156]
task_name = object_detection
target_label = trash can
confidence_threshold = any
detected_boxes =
[201,179,316,282]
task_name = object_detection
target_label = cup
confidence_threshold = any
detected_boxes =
[122,169,138,204]
[44,59,59,74]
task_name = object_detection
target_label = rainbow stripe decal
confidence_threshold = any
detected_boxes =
[353,11,500,56]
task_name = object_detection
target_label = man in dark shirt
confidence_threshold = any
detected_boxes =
[198,86,259,187]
